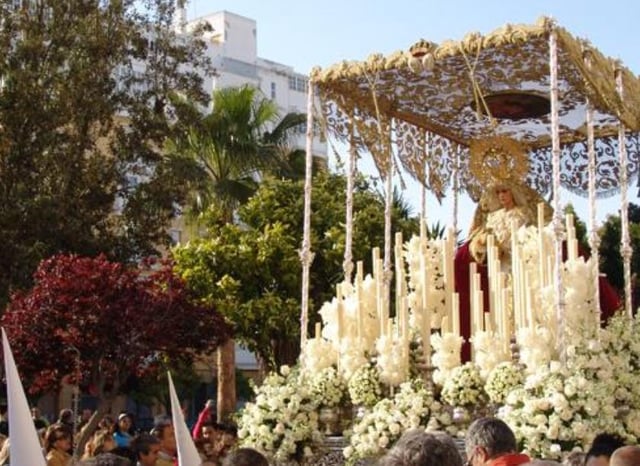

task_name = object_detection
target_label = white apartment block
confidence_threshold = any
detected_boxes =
[181,9,327,160]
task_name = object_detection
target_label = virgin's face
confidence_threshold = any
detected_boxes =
[496,187,515,209]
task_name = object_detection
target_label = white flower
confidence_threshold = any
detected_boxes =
[308,366,347,408]
[346,380,433,462]
[348,364,383,407]
[485,362,525,404]
[237,365,321,462]
[441,362,487,408]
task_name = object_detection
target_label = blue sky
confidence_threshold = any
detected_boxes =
[188,0,640,232]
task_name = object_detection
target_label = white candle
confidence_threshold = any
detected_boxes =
[537,203,546,287]
[452,292,460,337]
[337,299,344,341]
[315,322,321,340]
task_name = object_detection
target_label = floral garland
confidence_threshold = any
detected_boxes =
[237,366,321,463]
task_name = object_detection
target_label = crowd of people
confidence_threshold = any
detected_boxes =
[378,418,640,466]
[3,401,639,466]
[0,400,269,466]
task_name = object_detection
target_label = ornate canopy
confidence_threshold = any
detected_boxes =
[311,17,640,200]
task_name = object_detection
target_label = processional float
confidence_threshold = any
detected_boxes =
[299,17,640,372]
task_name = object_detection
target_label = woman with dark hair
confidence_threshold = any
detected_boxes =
[112,413,134,448]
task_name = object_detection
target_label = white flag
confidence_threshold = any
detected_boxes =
[2,328,47,466]
[168,371,202,466]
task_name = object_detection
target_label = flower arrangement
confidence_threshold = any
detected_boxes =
[300,335,338,373]
[430,331,463,386]
[441,362,487,408]
[375,334,409,386]
[348,363,383,408]
[308,366,348,408]
[485,361,525,405]
[338,336,370,381]
[471,330,510,379]
[515,326,555,373]
[237,365,321,463]
[599,313,640,441]
[344,380,433,462]
[404,236,447,332]
[499,345,622,460]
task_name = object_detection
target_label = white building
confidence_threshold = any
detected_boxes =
[181,9,327,159]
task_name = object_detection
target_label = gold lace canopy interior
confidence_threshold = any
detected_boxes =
[311,17,640,200]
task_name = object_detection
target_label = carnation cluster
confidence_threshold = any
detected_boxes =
[348,364,383,408]
[308,366,348,408]
[441,362,487,408]
[485,361,524,405]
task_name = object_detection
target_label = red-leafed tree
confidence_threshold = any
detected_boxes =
[1,253,230,456]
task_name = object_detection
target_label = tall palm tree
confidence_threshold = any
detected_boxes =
[168,85,306,221]
[166,84,305,421]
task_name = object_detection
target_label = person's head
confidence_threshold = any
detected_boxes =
[31,407,42,418]
[610,445,640,466]
[116,413,132,434]
[81,408,93,422]
[45,424,72,453]
[98,415,115,433]
[130,433,161,466]
[58,408,74,425]
[465,417,518,466]
[214,423,237,457]
[201,421,219,443]
[585,433,625,466]
[495,186,515,210]
[79,453,132,466]
[562,451,586,466]
[221,447,269,466]
[378,429,463,466]
[151,422,176,455]
[91,429,117,456]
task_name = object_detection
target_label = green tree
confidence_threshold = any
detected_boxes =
[166,84,306,421]
[173,172,419,376]
[598,205,640,310]
[167,85,306,221]
[0,0,213,305]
